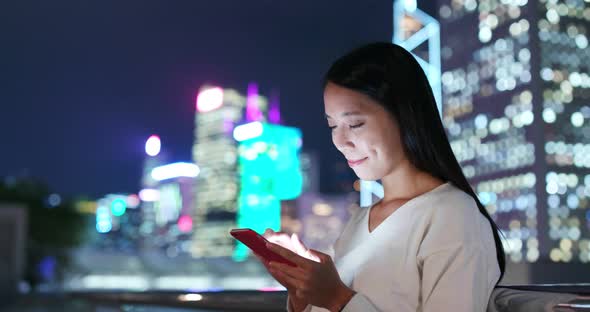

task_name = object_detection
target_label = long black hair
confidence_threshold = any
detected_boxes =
[324,42,505,283]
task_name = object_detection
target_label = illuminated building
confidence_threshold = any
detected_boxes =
[296,192,358,253]
[277,152,320,236]
[138,135,199,256]
[232,122,303,260]
[285,151,356,252]
[297,152,357,252]
[94,193,141,252]
[190,83,305,259]
[139,135,166,242]
[437,0,590,263]
[191,84,263,258]
[147,163,199,257]
[300,151,320,194]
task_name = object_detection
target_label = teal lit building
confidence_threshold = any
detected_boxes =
[232,121,303,260]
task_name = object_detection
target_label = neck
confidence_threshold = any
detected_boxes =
[379,158,444,203]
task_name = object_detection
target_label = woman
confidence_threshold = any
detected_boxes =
[256,42,505,312]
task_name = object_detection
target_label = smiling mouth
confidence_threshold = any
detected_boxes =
[347,157,368,167]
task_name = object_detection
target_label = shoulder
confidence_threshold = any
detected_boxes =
[419,183,494,251]
[426,183,481,223]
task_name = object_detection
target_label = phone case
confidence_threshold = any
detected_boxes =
[230,228,296,267]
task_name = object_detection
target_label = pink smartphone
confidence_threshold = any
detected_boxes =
[230,228,296,267]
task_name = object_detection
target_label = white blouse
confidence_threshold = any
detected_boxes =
[290,182,501,312]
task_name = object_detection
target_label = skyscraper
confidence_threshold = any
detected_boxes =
[139,135,166,244]
[437,0,590,264]
[149,162,199,257]
[191,86,247,258]
[232,121,303,260]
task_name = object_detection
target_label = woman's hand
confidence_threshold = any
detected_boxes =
[253,252,308,311]
[253,229,313,311]
[265,242,356,312]
[262,229,319,262]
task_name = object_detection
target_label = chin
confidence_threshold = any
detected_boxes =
[352,168,383,181]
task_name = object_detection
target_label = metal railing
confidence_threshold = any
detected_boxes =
[4,284,590,312]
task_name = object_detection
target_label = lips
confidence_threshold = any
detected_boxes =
[347,157,368,167]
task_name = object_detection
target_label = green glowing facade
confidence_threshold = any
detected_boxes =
[233,123,303,260]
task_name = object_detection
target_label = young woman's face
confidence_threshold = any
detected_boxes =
[324,82,406,181]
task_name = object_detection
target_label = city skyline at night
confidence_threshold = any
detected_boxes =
[4,2,590,297]
[437,0,590,263]
[0,0,396,198]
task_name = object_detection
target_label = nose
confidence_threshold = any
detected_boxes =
[332,129,354,152]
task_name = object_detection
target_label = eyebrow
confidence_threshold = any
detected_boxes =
[325,111,363,119]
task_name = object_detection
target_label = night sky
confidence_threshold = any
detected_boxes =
[1,0,435,198]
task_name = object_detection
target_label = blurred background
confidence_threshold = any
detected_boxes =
[1,0,589,308]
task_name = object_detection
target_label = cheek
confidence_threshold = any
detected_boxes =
[362,131,402,168]
[358,134,388,157]
[350,134,377,156]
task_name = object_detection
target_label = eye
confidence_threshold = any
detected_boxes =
[349,123,364,129]
[328,125,337,130]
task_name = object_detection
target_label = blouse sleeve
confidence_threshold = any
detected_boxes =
[340,293,381,311]
[418,243,495,312]
[339,244,494,312]
[416,192,499,312]
[286,292,382,312]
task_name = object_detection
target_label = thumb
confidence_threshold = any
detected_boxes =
[307,249,329,263]
[263,228,275,237]
[290,233,307,255]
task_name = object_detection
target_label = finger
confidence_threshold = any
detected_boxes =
[290,234,316,262]
[308,249,329,263]
[267,270,294,291]
[270,267,303,290]
[263,228,275,238]
[306,252,321,263]
[269,261,305,281]
[253,252,270,267]
[252,250,270,266]
[266,242,310,267]
[267,234,291,246]
[264,231,292,248]
[291,233,307,255]
[264,229,289,239]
